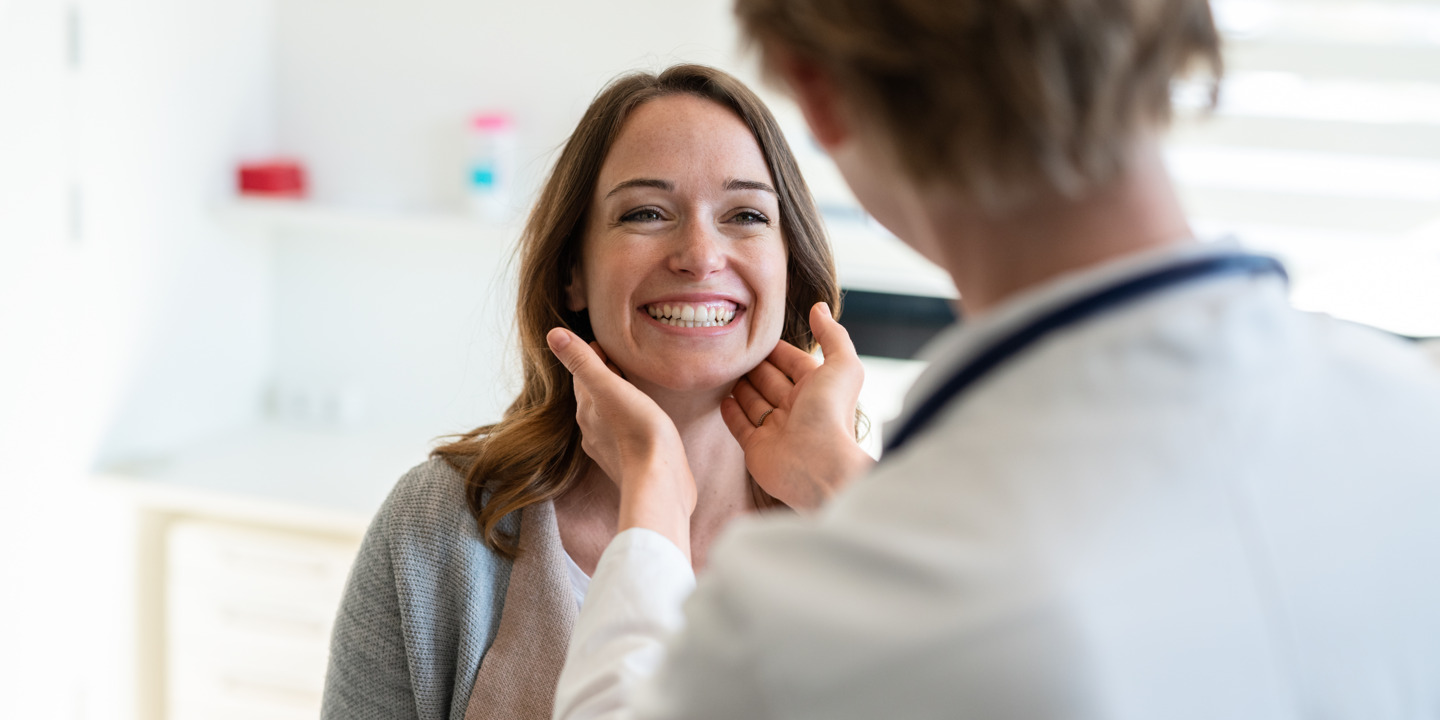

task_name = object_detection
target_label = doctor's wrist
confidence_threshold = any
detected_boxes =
[788,441,873,511]
[615,452,696,561]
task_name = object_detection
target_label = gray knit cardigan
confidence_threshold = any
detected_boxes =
[321,457,579,720]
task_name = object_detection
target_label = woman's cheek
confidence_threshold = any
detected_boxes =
[762,286,788,346]
[769,257,790,342]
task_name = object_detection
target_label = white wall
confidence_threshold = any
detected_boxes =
[80,0,278,464]
[0,0,276,717]
[2,0,278,467]
[0,1,87,717]
[274,0,768,213]
[268,220,521,434]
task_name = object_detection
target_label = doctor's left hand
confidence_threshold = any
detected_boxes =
[722,302,874,511]
[547,327,696,560]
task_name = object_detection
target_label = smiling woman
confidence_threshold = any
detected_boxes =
[320,65,841,720]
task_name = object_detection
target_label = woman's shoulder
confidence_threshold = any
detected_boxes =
[380,455,472,524]
[325,456,515,720]
[371,455,514,573]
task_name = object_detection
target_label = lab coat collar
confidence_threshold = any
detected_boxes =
[884,237,1257,445]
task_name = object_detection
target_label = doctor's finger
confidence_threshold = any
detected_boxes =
[720,397,756,447]
[768,339,821,381]
[747,360,794,407]
[732,378,774,425]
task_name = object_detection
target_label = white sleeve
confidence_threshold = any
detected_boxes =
[553,528,696,720]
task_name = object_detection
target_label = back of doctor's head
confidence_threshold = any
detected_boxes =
[734,0,1222,208]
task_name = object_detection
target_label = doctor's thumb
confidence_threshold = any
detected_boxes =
[810,302,858,361]
[547,328,594,377]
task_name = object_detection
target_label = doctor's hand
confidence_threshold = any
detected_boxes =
[548,328,696,560]
[722,302,875,511]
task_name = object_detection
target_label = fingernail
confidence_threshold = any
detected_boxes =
[820,302,832,319]
[548,328,571,351]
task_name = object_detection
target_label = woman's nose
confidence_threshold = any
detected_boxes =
[668,217,726,279]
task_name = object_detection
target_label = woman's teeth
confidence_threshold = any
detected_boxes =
[645,303,738,328]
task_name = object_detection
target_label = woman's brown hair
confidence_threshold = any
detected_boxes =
[434,64,840,557]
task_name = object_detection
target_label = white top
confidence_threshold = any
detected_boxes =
[563,550,591,606]
[554,241,1440,720]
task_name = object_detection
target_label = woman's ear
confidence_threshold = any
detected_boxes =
[564,266,588,312]
[771,45,850,151]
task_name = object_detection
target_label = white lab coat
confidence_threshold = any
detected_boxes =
[554,242,1440,720]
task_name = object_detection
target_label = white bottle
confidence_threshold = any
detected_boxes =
[466,112,517,220]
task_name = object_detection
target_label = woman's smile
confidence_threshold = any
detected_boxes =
[638,294,745,333]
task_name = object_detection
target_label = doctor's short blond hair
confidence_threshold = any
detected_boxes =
[734,0,1223,208]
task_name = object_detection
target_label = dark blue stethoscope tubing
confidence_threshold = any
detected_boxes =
[881,253,1289,457]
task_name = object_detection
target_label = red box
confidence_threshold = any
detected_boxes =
[237,159,307,198]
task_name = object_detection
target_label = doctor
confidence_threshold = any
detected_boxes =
[547,0,1440,717]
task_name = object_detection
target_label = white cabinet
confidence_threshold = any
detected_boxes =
[97,422,428,720]
[165,520,358,720]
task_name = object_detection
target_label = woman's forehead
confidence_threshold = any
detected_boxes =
[598,95,773,192]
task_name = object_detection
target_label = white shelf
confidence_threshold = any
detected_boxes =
[217,197,523,241]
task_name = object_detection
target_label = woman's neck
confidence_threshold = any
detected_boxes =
[556,381,755,573]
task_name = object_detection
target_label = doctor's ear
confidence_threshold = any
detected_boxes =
[563,266,588,312]
[770,46,850,150]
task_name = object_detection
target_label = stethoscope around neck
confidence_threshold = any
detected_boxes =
[881,252,1289,458]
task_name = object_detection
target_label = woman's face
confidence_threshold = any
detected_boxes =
[567,94,788,396]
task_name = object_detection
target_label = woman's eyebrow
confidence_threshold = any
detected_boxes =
[606,178,674,198]
[726,179,777,195]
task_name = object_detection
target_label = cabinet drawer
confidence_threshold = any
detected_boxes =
[167,593,332,677]
[165,519,361,720]
[169,576,338,645]
[167,520,357,601]
[170,666,325,720]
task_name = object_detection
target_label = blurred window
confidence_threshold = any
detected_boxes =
[1172,0,1440,336]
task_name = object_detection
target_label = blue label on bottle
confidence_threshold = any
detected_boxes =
[471,167,496,188]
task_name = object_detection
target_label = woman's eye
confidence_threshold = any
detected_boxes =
[731,210,771,226]
[620,207,665,223]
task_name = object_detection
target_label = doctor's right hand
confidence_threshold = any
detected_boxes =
[722,302,875,511]
[548,327,697,561]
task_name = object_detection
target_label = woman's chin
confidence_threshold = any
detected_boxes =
[628,368,749,397]
[614,346,774,398]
